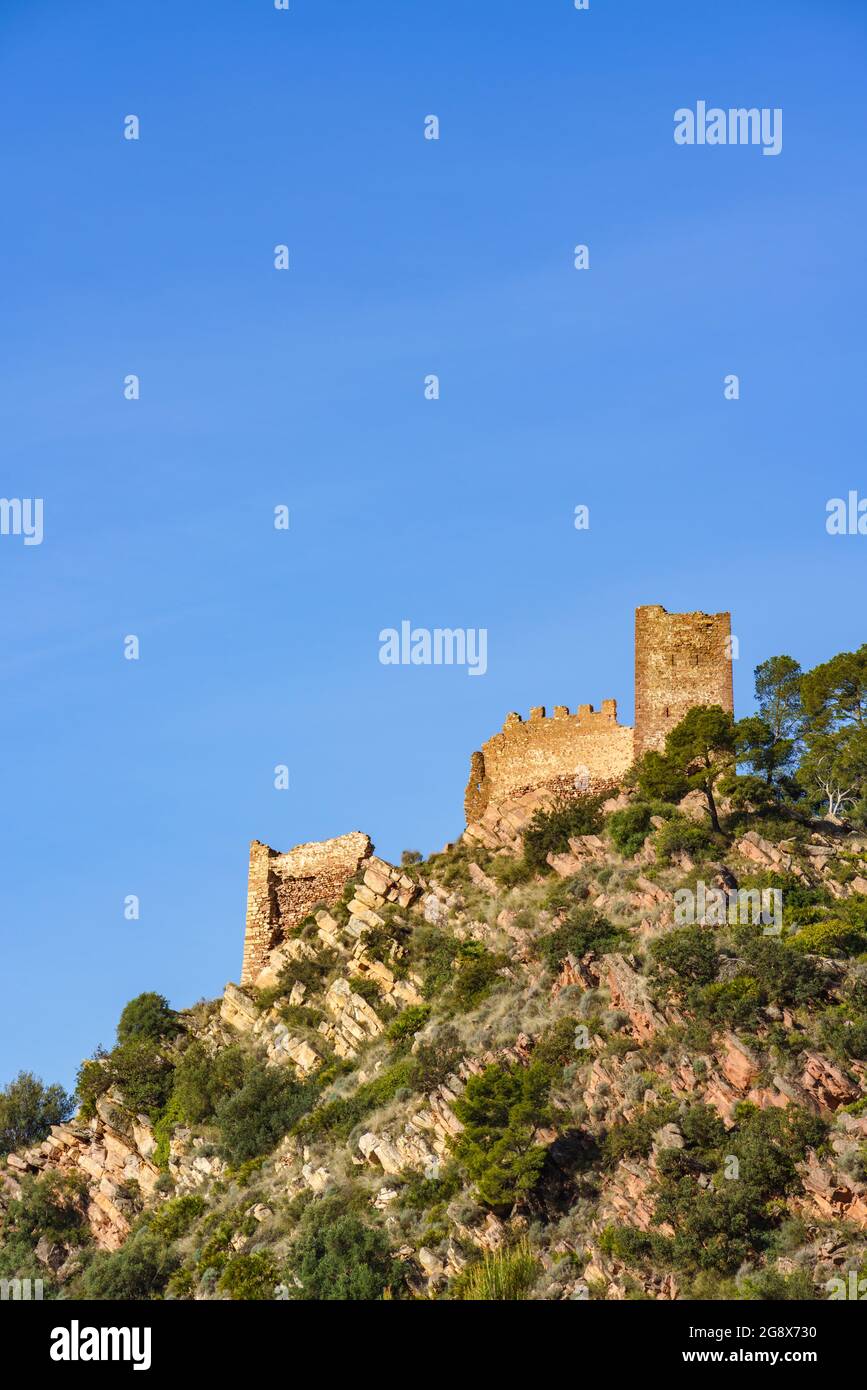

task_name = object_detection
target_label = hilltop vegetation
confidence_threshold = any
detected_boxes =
[2,643,867,1300]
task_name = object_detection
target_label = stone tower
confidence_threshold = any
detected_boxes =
[633,605,733,758]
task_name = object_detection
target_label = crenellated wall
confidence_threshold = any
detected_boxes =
[464,699,634,822]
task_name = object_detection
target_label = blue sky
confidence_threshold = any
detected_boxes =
[1,0,865,1092]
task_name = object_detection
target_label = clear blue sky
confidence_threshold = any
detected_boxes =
[1,0,865,1092]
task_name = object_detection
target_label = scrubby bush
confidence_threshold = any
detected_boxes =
[540,908,625,971]
[785,919,867,957]
[288,1195,404,1300]
[732,928,824,1008]
[603,1101,679,1165]
[147,1194,205,1243]
[171,1042,247,1125]
[818,1005,867,1062]
[218,1251,280,1300]
[654,815,715,863]
[523,792,607,873]
[650,927,720,992]
[607,803,666,858]
[489,855,536,888]
[387,1005,431,1042]
[298,1056,418,1141]
[737,1267,816,1300]
[276,950,338,998]
[412,1025,463,1090]
[74,1053,112,1121]
[691,976,763,1029]
[410,925,459,1000]
[215,1064,318,1165]
[117,992,179,1046]
[78,1229,179,1300]
[450,940,508,1011]
[0,1171,90,1268]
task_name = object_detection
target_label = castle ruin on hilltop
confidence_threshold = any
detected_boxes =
[464,604,733,821]
[240,604,733,984]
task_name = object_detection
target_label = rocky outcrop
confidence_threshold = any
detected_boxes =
[1,1096,161,1252]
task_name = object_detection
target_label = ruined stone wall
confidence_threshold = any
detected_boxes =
[633,605,733,758]
[241,832,372,984]
[464,700,634,823]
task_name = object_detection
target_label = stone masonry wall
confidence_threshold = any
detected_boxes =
[464,700,634,823]
[633,605,733,758]
[241,832,373,984]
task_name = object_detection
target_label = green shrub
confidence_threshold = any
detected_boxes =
[0,1171,90,1257]
[786,919,867,957]
[398,1164,462,1213]
[276,950,338,998]
[450,940,508,1011]
[451,1062,553,1211]
[737,1268,816,1300]
[533,1016,584,1071]
[0,1072,74,1157]
[654,816,715,863]
[152,1092,184,1170]
[299,1057,418,1141]
[288,1195,404,1300]
[607,803,661,858]
[218,1251,280,1300]
[732,929,824,1007]
[75,1053,112,1121]
[650,927,720,992]
[147,1194,205,1243]
[692,976,763,1029]
[818,1005,867,1062]
[78,1229,179,1300]
[171,1042,247,1125]
[348,975,382,1008]
[541,908,625,971]
[489,856,535,888]
[410,926,459,1000]
[105,1038,175,1116]
[603,1102,679,1165]
[387,1005,431,1042]
[117,992,179,1046]
[166,1265,197,1299]
[412,1025,463,1090]
[523,792,607,873]
[215,1064,318,1165]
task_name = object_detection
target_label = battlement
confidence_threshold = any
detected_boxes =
[465,697,633,822]
[501,698,619,730]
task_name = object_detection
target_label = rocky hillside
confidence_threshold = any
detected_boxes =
[3,784,867,1301]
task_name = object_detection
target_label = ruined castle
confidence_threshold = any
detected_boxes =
[464,605,733,821]
[240,604,732,984]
